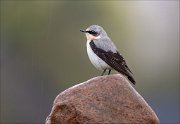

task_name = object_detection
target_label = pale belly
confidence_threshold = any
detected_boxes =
[86,41,111,70]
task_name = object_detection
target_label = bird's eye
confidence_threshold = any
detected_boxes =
[88,30,97,35]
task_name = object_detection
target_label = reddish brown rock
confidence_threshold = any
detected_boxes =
[46,74,160,124]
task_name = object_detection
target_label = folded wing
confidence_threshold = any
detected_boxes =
[90,41,136,84]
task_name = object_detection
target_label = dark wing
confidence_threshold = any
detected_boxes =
[90,41,136,84]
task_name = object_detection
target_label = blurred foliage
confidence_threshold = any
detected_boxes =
[1,1,179,123]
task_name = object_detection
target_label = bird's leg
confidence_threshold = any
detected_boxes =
[108,69,111,75]
[101,69,107,76]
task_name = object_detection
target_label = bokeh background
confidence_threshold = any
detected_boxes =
[1,1,179,124]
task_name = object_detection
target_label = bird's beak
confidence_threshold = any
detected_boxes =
[80,29,87,33]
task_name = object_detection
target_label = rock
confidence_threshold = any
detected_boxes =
[46,74,160,124]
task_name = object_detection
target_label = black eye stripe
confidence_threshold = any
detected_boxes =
[88,30,97,35]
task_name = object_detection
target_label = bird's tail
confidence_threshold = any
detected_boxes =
[128,76,136,85]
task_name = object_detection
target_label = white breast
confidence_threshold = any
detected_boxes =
[86,41,111,70]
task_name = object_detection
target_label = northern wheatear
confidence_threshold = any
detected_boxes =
[80,25,136,84]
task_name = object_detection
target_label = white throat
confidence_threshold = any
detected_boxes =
[85,34,101,41]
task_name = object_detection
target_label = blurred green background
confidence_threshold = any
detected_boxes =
[0,1,179,124]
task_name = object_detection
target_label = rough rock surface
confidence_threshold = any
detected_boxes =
[46,74,160,124]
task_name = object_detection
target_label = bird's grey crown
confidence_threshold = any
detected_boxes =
[87,25,107,36]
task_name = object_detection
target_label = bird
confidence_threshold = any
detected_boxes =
[80,25,136,85]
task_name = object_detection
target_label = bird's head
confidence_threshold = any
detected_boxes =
[80,25,107,41]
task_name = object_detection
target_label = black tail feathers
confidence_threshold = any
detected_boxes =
[128,76,136,85]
